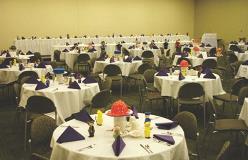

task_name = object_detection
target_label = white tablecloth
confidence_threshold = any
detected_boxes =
[0,65,53,84]
[239,98,248,126]
[50,113,189,160]
[236,65,248,79]
[14,35,190,56]
[201,33,217,47]
[93,59,142,76]
[234,52,248,61]
[172,55,217,67]
[19,82,100,123]
[154,74,225,99]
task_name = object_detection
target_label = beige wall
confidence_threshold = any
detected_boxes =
[0,0,195,49]
[195,0,248,43]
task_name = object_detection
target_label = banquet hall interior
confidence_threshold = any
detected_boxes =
[1,0,248,160]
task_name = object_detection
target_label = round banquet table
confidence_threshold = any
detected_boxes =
[236,64,248,79]
[154,73,225,99]
[172,55,217,67]
[50,113,189,160]
[234,52,248,61]
[19,81,100,124]
[93,59,142,76]
[0,64,53,84]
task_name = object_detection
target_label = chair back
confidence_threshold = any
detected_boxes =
[26,96,56,114]
[18,71,39,84]
[141,50,154,58]
[231,78,248,96]
[183,47,191,53]
[173,111,198,140]
[178,83,205,99]
[237,86,248,105]
[100,77,112,91]
[103,64,122,76]
[202,59,217,69]
[137,63,153,74]
[143,69,157,83]
[209,47,217,57]
[31,115,57,146]
[77,54,90,63]
[91,89,111,109]
[53,50,61,61]
[216,141,231,160]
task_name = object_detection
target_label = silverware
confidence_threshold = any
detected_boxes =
[77,144,96,152]
[145,145,153,153]
[140,144,151,154]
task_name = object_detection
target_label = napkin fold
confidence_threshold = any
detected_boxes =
[156,70,168,76]
[123,56,132,63]
[45,72,53,80]
[155,121,178,130]
[6,52,11,57]
[114,50,121,54]
[153,134,175,145]
[19,63,25,71]
[56,126,85,144]
[112,136,126,156]
[203,72,216,79]
[133,56,142,61]
[178,72,185,80]
[74,109,94,123]
[88,48,96,52]
[62,48,69,52]
[82,76,97,84]
[35,81,48,90]
[131,106,139,119]
[68,81,81,89]
[110,56,115,63]
[36,62,46,68]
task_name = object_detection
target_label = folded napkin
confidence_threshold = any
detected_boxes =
[57,126,85,144]
[131,106,139,119]
[114,50,121,54]
[19,63,25,71]
[206,44,212,47]
[197,54,203,58]
[26,51,33,55]
[152,45,159,49]
[124,56,132,63]
[133,56,142,61]
[0,64,8,68]
[156,70,168,76]
[242,60,248,65]
[45,72,53,80]
[201,68,211,74]
[128,46,134,49]
[62,48,69,52]
[82,76,97,84]
[199,43,205,47]
[178,72,185,80]
[26,76,38,84]
[112,135,126,156]
[97,56,106,61]
[155,121,178,130]
[36,62,46,68]
[6,52,11,57]
[74,109,94,123]
[88,48,96,52]
[68,81,81,89]
[35,81,48,90]
[110,57,115,63]
[153,134,175,145]
[74,72,81,79]
[203,72,216,79]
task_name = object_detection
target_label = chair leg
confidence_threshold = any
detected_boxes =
[24,112,27,151]
[203,103,206,128]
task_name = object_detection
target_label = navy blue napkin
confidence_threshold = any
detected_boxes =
[74,109,94,123]
[88,48,96,52]
[242,60,248,65]
[36,62,46,68]
[68,81,81,89]
[26,76,38,84]
[155,121,178,130]
[156,70,168,76]
[62,48,69,52]
[6,52,11,57]
[203,72,216,79]
[202,68,211,74]
[131,106,139,119]
[114,50,121,54]
[19,63,25,71]
[112,135,126,156]
[0,63,8,68]
[178,72,185,80]
[57,126,85,144]
[124,56,132,63]
[133,56,142,61]
[110,56,115,63]
[82,77,97,84]
[35,81,48,90]
[45,72,53,80]
[153,134,175,145]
